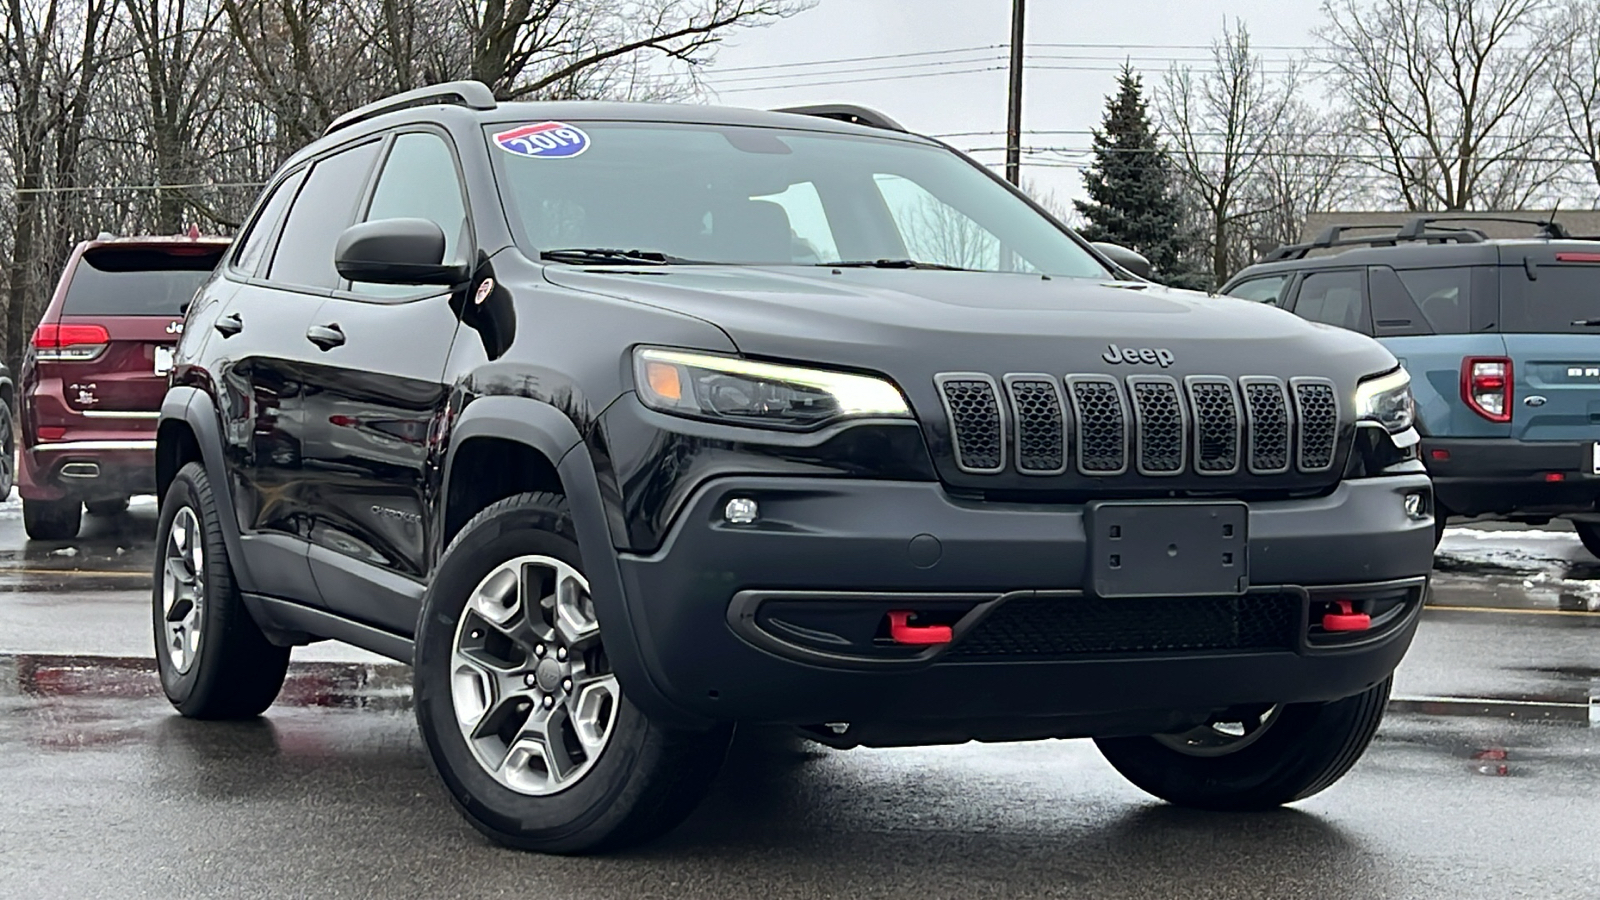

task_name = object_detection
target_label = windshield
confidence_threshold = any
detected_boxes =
[487,120,1109,277]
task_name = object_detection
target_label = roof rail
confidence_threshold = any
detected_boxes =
[1397,214,1570,240]
[324,80,498,137]
[773,104,906,132]
[1260,225,1484,262]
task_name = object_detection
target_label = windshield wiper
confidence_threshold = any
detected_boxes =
[1572,319,1600,326]
[540,247,698,265]
[824,258,974,271]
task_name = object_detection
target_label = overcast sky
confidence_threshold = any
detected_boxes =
[704,0,1326,210]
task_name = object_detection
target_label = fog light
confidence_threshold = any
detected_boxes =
[724,497,759,525]
[1404,492,1427,520]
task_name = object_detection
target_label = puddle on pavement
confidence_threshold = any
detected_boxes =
[0,654,411,710]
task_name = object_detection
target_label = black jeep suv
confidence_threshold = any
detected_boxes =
[155,83,1435,853]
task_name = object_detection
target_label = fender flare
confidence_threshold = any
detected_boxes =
[444,395,709,728]
[159,386,258,593]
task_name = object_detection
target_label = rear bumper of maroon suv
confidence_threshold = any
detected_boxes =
[18,429,157,501]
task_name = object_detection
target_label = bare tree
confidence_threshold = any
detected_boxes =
[1317,0,1560,211]
[1157,21,1296,284]
[1545,0,1600,203]
[1246,99,1361,251]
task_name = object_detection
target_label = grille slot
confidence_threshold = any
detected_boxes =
[1003,375,1068,475]
[947,592,1300,659]
[935,374,1005,474]
[1067,376,1129,475]
[1128,377,1185,475]
[1292,378,1338,472]
[1241,378,1292,475]
[1186,377,1242,475]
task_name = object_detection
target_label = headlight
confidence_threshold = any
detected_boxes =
[634,347,912,430]
[1354,368,1414,434]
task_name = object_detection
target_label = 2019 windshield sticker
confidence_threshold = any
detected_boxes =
[493,122,590,159]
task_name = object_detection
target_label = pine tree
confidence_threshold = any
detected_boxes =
[1074,65,1202,288]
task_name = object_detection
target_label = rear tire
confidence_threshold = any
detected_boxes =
[414,492,732,854]
[87,496,130,516]
[23,498,81,540]
[1574,521,1600,559]
[154,461,289,719]
[1095,677,1391,810]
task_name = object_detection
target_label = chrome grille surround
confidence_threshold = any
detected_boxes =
[1291,377,1339,473]
[1239,376,1293,476]
[1065,375,1130,476]
[1126,376,1187,476]
[1183,375,1243,476]
[934,373,1006,474]
[1002,374,1069,475]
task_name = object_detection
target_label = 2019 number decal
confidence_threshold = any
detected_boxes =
[493,122,590,159]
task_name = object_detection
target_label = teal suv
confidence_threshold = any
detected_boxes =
[1224,216,1600,552]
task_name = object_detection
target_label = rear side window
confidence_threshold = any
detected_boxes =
[63,247,225,316]
[1291,270,1369,333]
[268,140,381,289]
[231,168,306,277]
[1224,274,1289,305]
[1396,267,1472,334]
[1501,265,1600,333]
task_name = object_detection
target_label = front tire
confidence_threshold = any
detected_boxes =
[153,462,290,718]
[1095,677,1391,810]
[414,492,732,854]
[23,498,81,540]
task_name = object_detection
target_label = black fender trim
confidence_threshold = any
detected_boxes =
[445,395,711,728]
[160,387,257,593]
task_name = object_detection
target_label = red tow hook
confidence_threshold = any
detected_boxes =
[1321,600,1372,633]
[887,611,953,645]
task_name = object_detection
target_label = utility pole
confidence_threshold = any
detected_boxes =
[1004,0,1026,185]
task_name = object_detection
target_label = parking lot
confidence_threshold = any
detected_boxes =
[0,496,1594,899]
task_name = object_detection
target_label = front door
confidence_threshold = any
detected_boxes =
[296,129,471,633]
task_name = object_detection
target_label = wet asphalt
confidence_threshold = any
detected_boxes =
[0,497,1597,899]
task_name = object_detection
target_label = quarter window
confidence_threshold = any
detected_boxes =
[1397,267,1473,334]
[231,169,306,277]
[268,140,381,289]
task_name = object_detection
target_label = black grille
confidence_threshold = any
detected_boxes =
[1068,378,1128,474]
[938,376,1004,473]
[1129,379,1184,475]
[1005,377,1067,474]
[1242,380,1291,474]
[1293,380,1338,471]
[1187,379,1241,474]
[947,592,1300,659]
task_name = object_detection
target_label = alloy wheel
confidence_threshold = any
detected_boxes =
[449,555,619,796]
[160,507,206,674]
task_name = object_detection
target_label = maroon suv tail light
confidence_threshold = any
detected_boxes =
[33,323,110,362]
[1461,356,1512,423]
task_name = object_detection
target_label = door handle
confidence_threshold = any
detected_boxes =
[214,313,243,337]
[305,323,345,350]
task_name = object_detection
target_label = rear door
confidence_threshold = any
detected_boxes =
[1496,248,1600,444]
[47,242,226,418]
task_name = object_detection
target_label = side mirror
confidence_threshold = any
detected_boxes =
[1091,242,1153,280]
[335,218,469,286]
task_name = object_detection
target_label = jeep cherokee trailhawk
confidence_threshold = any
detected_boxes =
[154,83,1435,854]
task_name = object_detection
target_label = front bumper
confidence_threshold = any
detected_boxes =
[610,473,1435,734]
[1424,437,1600,517]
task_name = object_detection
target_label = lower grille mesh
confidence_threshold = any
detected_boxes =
[947,593,1300,659]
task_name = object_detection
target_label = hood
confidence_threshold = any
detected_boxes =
[542,265,1396,382]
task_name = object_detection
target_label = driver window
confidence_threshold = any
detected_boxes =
[873,173,1006,270]
[354,132,469,295]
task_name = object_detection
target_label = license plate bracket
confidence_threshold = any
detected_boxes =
[1085,501,1249,598]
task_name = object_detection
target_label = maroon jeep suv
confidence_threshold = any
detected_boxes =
[18,234,229,539]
